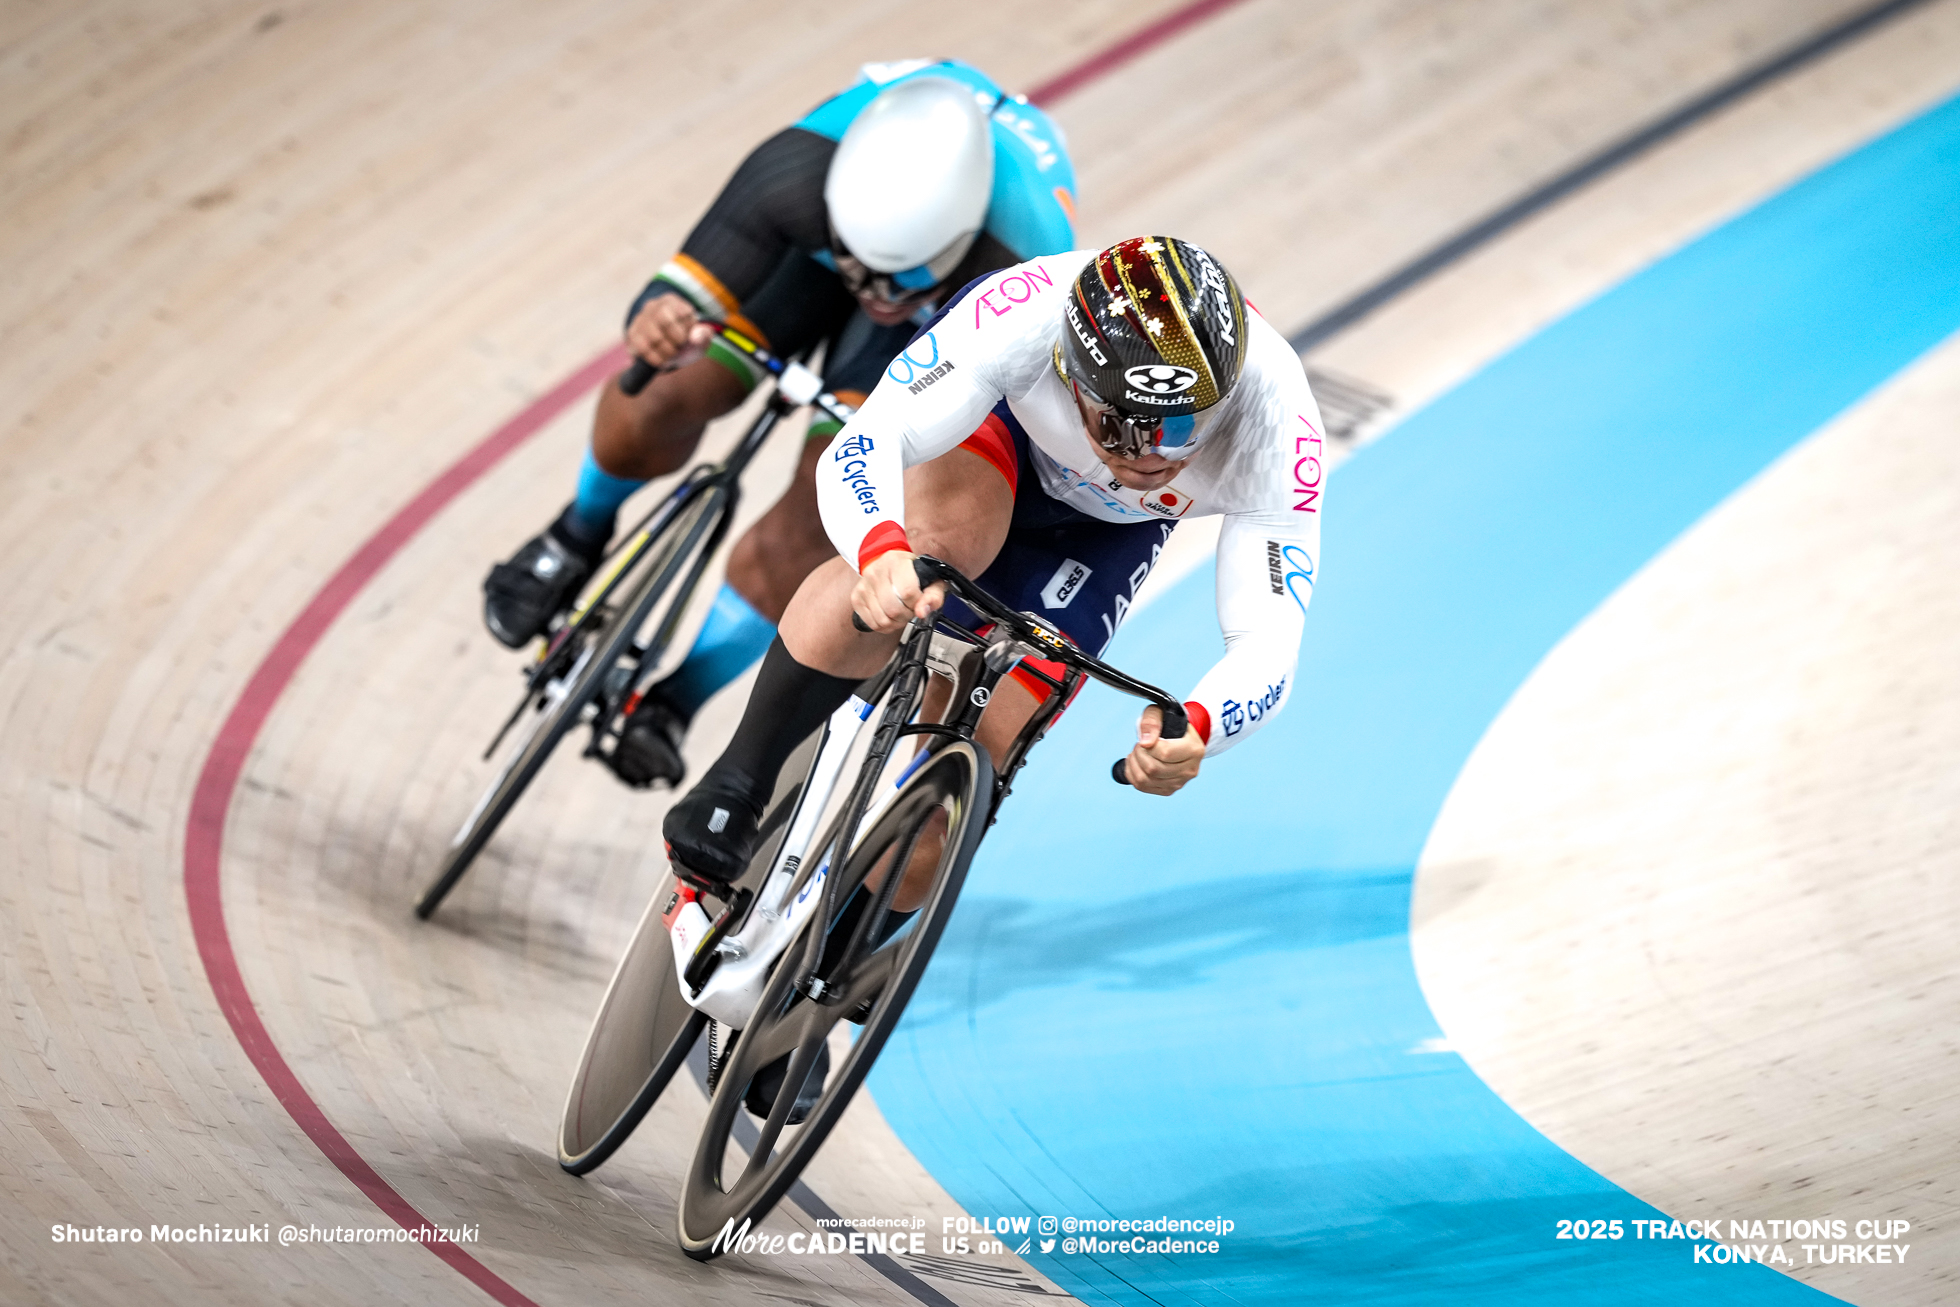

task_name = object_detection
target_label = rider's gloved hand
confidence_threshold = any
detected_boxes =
[626,294,718,370]
[1123,705,1204,796]
[851,550,948,634]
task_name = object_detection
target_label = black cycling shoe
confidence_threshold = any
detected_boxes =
[609,689,690,789]
[745,1041,830,1125]
[662,774,764,889]
[481,507,606,649]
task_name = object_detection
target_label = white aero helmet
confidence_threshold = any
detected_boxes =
[825,76,995,305]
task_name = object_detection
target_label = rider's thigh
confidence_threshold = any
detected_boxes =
[778,555,900,678]
[590,356,748,479]
[974,671,1042,773]
[724,435,833,622]
[901,445,1014,577]
[777,445,1013,676]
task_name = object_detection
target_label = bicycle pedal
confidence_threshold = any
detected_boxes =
[665,846,732,897]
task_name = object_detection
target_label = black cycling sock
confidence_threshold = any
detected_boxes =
[548,502,610,560]
[696,636,861,804]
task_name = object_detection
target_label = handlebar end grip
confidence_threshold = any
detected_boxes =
[619,357,656,397]
[1111,758,1130,786]
[1161,704,1189,741]
[851,612,872,633]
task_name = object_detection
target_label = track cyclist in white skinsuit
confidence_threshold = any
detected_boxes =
[663,236,1325,898]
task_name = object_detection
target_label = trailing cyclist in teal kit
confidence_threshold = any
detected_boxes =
[482,60,1078,788]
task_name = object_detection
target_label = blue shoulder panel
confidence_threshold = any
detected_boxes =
[985,97,1077,257]
[793,60,1078,259]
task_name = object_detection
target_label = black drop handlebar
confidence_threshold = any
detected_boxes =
[617,355,659,396]
[854,556,1188,786]
[617,327,858,430]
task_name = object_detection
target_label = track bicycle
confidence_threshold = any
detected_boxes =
[414,330,854,919]
[555,555,1188,1260]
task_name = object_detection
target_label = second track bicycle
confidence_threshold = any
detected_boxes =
[415,329,855,919]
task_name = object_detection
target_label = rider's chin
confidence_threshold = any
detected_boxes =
[1107,462,1178,492]
[857,295,918,326]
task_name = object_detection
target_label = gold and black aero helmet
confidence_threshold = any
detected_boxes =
[1055,237,1248,458]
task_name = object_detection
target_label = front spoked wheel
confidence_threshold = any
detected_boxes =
[676,743,993,1259]
[415,484,720,919]
[415,633,605,918]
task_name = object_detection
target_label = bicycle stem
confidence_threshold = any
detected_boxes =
[908,555,1189,740]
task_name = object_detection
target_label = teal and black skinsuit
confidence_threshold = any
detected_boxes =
[558,63,1078,750]
[631,59,1078,402]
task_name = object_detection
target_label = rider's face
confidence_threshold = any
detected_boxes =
[856,294,919,327]
[1100,447,1180,491]
[1071,390,1181,490]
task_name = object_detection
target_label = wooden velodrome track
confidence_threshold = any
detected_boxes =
[5,1,1958,1304]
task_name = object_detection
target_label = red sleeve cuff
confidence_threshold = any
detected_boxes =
[1182,701,1211,744]
[857,520,912,571]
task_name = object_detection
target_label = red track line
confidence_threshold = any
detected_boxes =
[1025,0,1253,105]
[182,345,624,1307]
[179,0,1246,1301]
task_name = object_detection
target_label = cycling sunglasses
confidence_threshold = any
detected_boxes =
[1069,378,1217,461]
[830,229,975,311]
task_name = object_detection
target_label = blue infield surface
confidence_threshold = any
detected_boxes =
[868,91,1960,1305]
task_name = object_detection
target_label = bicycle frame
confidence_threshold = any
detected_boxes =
[667,556,1188,1032]
[500,332,848,762]
[418,329,859,921]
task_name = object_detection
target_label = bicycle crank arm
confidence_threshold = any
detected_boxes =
[680,887,753,996]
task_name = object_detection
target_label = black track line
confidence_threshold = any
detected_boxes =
[1288,0,1939,353]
